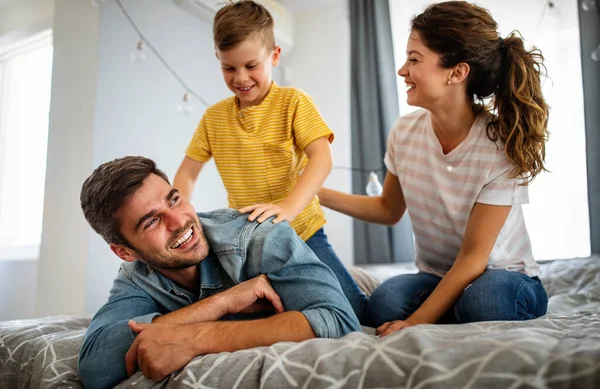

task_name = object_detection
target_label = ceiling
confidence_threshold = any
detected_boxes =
[277,0,340,13]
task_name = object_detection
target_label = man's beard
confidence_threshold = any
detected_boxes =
[133,220,210,270]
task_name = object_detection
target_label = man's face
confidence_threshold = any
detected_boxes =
[112,174,209,269]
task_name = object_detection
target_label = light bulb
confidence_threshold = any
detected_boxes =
[130,41,147,63]
[366,171,383,197]
[592,44,600,62]
[582,0,596,11]
[90,0,106,5]
[177,92,194,115]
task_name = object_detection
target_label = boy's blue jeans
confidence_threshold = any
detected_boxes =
[306,228,369,324]
[367,269,548,327]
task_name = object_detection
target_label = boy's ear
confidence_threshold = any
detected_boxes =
[271,46,281,67]
[110,243,138,263]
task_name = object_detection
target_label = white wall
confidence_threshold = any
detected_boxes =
[5,0,354,319]
[0,0,54,320]
[84,0,233,314]
[0,0,54,49]
[0,260,37,320]
[282,0,354,266]
[35,0,99,317]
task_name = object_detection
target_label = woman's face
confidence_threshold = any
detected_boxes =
[397,30,455,110]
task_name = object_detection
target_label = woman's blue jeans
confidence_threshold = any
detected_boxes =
[367,269,548,327]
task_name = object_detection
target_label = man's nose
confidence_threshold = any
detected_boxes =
[163,209,187,231]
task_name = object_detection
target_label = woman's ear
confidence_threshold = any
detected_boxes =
[450,62,470,84]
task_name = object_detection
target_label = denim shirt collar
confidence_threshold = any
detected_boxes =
[154,252,223,300]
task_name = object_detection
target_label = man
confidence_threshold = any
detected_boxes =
[77,156,360,389]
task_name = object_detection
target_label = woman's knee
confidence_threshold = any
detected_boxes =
[455,270,547,323]
[367,273,438,327]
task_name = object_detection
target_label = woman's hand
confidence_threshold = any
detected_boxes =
[375,319,414,337]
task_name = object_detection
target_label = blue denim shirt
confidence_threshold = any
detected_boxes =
[78,209,360,389]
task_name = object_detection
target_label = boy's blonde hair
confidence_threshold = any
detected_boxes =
[213,0,275,51]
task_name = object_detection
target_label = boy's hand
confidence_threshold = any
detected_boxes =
[239,203,299,224]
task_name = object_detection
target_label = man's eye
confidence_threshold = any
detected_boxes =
[408,58,418,63]
[170,196,180,206]
[144,218,158,229]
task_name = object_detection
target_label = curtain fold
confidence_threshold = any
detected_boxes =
[579,4,600,253]
[349,0,414,264]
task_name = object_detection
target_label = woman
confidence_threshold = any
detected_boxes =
[319,1,549,336]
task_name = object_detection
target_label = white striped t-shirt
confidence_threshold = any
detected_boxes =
[384,109,539,277]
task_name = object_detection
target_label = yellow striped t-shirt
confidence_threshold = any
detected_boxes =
[185,82,334,241]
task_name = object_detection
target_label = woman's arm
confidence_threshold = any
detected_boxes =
[319,172,407,225]
[378,203,511,335]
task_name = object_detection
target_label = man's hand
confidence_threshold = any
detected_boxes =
[125,321,201,381]
[375,319,414,337]
[219,274,285,316]
[239,202,299,224]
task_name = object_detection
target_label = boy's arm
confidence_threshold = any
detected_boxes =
[241,137,332,223]
[173,156,206,200]
[176,115,211,200]
[240,90,333,224]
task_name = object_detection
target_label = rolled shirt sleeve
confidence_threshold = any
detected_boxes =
[245,220,362,338]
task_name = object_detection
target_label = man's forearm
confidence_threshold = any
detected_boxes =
[194,311,316,354]
[153,294,225,325]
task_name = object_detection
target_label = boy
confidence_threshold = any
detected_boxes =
[173,0,367,322]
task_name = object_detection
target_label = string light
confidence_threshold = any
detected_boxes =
[130,41,146,63]
[581,0,600,61]
[113,0,210,111]
[582,0,596,11]
[104,0,386,190]
[366,172,384,196]
[592,44,600,61]
[176,92,194,115]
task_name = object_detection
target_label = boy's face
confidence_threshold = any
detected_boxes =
[216,35,280,110]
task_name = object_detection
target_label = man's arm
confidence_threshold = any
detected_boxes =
[125,311,315,381]
[78,274,163,389]
[244,220,362,338]
[78,270,239,389]
[153,274,284,325]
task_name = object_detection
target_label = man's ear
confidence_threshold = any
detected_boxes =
[110,243,138,263]
[450,62,470,84]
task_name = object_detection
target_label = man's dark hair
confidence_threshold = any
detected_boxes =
[80,156,169,245]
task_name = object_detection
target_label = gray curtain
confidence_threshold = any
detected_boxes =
[349,0,414,264]
[579,4,600,253]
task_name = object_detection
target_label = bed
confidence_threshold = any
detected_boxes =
[1,256,599,389]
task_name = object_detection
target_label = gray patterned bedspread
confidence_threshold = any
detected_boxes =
[2,256,599,389]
